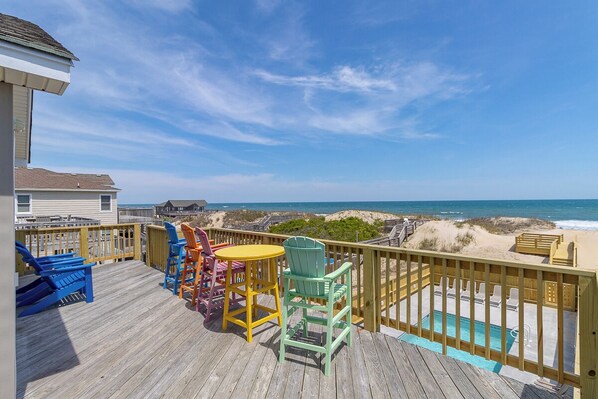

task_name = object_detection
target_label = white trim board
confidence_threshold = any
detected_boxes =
[0,40,73,95]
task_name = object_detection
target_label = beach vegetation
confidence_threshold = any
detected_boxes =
[462,217,555,235]
[181,213,210,227]
[223,210,268,226]
[269,216,381,242]
[418,237,438,251]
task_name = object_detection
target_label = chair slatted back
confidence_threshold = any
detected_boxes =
[195,228,214,256]
[283,236,327,297]
[15,244,60,290]
[181,223,200,262]
[510,288,519,300]
[164,222,181,244]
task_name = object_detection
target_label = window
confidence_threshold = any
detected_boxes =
[100,194,112,212]
[16,194,31,214]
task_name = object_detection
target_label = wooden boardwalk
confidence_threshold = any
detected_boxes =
[17,261,569,399]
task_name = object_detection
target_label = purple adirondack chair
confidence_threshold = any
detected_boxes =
[195,228,245,322]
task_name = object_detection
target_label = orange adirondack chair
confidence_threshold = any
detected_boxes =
[179,224,232,306]
[178,224,220,305]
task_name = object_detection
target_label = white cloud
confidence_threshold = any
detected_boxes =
[126,0,193,13]
[255,66,396,92]
[255,0,282,14]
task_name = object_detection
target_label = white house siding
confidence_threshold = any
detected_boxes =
[13,86,31,166]
[16,190,118,224]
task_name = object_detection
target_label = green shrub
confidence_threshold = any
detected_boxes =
[269,217,381,242]
[417,237,438,251]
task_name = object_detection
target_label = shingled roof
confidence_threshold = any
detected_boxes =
[156,200,207,207]
[15,168,119,191]
[0,13,78,61]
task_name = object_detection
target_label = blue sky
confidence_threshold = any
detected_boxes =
[5,1,598,203]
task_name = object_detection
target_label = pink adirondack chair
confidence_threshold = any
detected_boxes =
[195,227,245,322]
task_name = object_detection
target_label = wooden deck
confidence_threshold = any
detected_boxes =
[17,261,570,399]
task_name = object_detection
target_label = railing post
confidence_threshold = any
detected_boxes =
[14,230,27,276]
[363,247,380,332]
[133,224,141,260]
[579,275,598,398]
[79,227,89,260]
[145,226,153,268]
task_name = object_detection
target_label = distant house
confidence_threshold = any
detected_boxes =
[15,168,120,225]
[155,200,207,217]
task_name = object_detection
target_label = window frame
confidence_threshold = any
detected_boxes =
[99,194,112,212]
[16,193,32,215]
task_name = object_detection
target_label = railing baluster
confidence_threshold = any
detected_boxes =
[417,254,423,338]
[557,273,564,384]
[501,265,507,365]
[442,258,447,355]
[537,270,544,378]
[469,261,475,355]
[357,248,362,319]
[429,256,435,342]
[385,251,390,327]
[485,263,491,360]
[394,253,400,330]
[460,259,461,350]
[406,254,412,334]
[375,250,382,330]
[518,268,525,370]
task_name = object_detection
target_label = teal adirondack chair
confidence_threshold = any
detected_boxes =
[279,236,352,376]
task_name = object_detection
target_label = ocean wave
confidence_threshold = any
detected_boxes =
[555,220,598,231]
[440,211,463,214]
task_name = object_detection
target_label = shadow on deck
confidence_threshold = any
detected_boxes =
[17,261,570,398]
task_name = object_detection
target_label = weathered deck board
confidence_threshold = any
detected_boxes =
[16,260,570,399]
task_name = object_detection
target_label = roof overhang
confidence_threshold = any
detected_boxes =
[15,188,120,193]
[0,40,73,95]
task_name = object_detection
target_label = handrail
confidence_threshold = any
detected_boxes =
[15,223,141,274]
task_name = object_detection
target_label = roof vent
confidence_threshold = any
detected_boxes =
[77,182,80,188]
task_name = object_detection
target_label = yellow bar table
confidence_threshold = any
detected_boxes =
[215,244,284,343]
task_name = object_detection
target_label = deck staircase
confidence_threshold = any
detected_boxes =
[551,240,577,266]
[515,233,577,267]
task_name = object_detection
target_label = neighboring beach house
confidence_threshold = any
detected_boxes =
[15,168,119,225]
[155,199,207,217]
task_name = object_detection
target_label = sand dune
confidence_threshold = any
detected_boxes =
[405,219,598,269]
[324,210,399,224]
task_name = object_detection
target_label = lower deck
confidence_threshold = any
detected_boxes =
[17,261,569,398]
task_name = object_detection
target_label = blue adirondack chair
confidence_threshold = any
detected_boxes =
[163,222,189,294]
[15,241,87,297]
[279,236,352,376]
[15,244,96,317]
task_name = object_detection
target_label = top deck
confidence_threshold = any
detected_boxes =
[17,260,570,398]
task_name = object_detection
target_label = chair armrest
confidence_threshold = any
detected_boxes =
[323,262,352,281]
[40,257,87,266]
[282,268,326,283]
[211,243,230,250]
[38,252,78,260]
[40,263,96,276]
[39,258,88,267]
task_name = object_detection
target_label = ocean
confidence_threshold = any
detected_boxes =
[120,199,598,230]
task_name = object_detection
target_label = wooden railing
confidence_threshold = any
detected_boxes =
[143,226,598,396]
[15,223,141,275]
[145,224,174,272]
[516,233,564,256]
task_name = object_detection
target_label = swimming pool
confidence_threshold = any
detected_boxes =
[399,310,515,373]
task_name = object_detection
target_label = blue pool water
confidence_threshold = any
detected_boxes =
[399,311,515,373]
